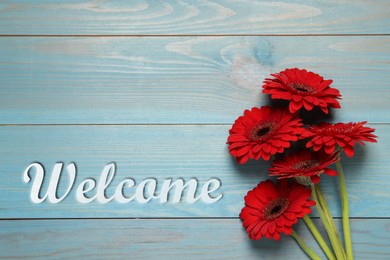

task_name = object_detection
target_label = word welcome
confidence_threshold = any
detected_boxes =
[23,162,223,204]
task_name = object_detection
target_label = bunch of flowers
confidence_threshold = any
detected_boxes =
[227,68,377,260]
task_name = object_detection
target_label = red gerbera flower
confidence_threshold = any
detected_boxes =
[269,150,339,184]
[262,68,341,114]
[227,106,304,164]
[240,179,315,241]
[301,121,377,157]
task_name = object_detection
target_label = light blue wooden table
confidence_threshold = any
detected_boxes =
[0,1,389,259]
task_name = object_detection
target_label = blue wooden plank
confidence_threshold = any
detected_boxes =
[0,124,386,218]
[0,219,388,259]
[0,36,389,124]
[0,1,389,35]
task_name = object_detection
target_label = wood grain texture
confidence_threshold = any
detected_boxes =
[1,36,390,124]
[1,1,389,258]
[0,124,386,218]
[0,0,389,35]
[0,219,388,259]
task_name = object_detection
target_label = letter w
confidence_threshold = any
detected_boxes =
[23,163,76,203]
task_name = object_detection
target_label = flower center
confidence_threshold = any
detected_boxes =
[271,205,282,214]
[290,83,315,94]
[263,197,289,220]
[292,160,319,170]
[257,127,271,137]
[250,122,276,141]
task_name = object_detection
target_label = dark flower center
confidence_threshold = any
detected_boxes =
[270,205,282,214]
[250,122,276,141]
[263,197,289,220]
[257,127,271,137]
[292,160,319,170]
[291,83,315,94]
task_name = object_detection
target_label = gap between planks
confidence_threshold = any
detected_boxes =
[0,217,388,221]
[0,34,389,37]
[0,123,389,127]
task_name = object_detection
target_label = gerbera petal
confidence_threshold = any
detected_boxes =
[303,99,314,110]
[275,217,284,227]
[269,150,339,184]
[269,222,276,234]
[260,222,270,237]
[227,106,305,164]
[304,96,314,103]
[343,145,355,157]
[228,135,248,142]
[262,143,271,153]
[324,168,338,176]
[237,156,249,164]
[330,100,341,108]
[293,95,302,102]
[240,179,315,241]
[300,131,314,139]
[274,91,293,100]
[303,121,376,158]
[283,226,293,236]
[310,175,321,184]
[262,152,271,161]
[313,144,323,151]
[336,140,346,148]
[324,144,336,154]
[320,105,329,114]
[231,146,250,157]
[306,140,314,148]
[289,101,302,113]
[262,68,341,113]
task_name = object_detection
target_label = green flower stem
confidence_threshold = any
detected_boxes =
[291,229,321,260]
[336,160,353,260]
[303,215,336,260]
[311,185,346,260]
[315,184,346,259]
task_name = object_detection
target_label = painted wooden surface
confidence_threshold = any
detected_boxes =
[1,1,390,259]
[0,124,385,218]
[1,36,390,124]
[0,219,388,260]
[0,1,389,35]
